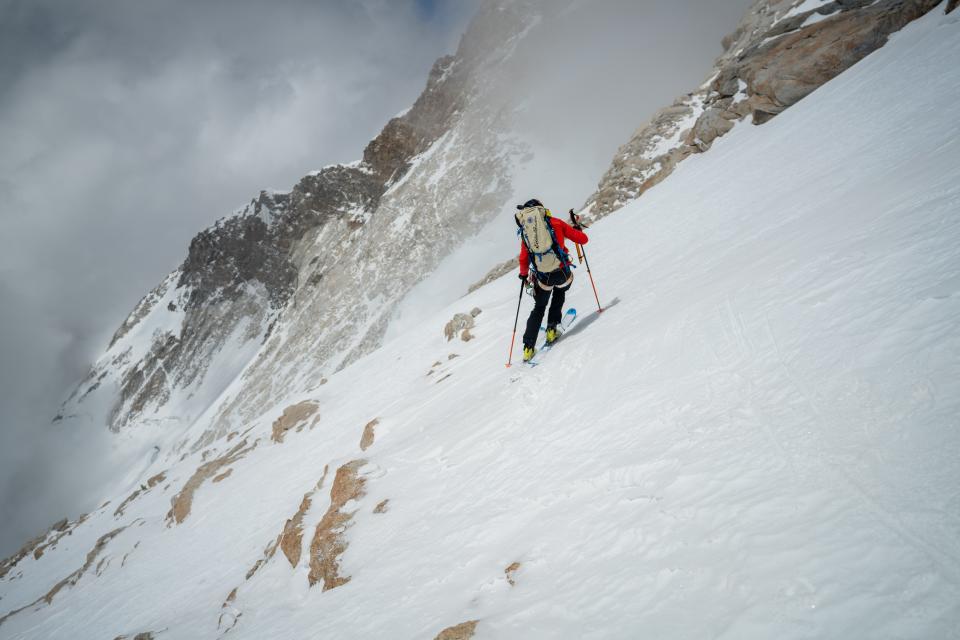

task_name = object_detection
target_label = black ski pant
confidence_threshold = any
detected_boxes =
[522,269,571,348]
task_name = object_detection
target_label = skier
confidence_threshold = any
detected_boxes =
[515,198,589,362]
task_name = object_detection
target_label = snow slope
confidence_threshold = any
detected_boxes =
[2,6,959,639]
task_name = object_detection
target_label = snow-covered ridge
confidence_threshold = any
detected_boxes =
[3,8,959,636]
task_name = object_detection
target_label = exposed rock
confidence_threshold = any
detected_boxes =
[584,93,703,218]
[114,633,159,640]
[735,0,942,120]
[308,460,367,590]
[360,418,379,451]
[363,53,468,184]
[179,163,383,312]
[271,401,320,444]
[373,499,390,514]
[279,487,317,568]
[211,469,233,483]
[948,0,958,13]
[685,106,737,151]
[434,620,479,640]
[505,561,521,586]
[166,440,256,525]
[444,313,477,342]
[240,470,330,577]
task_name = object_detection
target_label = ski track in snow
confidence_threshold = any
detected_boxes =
[2,8,960,640]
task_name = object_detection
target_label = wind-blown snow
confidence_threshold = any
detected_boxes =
[2,7,959,639]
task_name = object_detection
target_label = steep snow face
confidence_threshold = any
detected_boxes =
[4,7,958,638]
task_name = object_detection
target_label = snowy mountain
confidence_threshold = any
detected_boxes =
[3,1,959,638]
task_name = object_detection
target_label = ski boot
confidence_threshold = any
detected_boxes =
[545,325,559,345]
[522,345,536,362]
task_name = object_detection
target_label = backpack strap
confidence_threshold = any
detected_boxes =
[542,217,574,277]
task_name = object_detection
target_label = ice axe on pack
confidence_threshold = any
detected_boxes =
[569,209,603,313]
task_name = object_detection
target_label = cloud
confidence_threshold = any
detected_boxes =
[0,0,479,557]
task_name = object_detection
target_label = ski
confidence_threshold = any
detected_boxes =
[526,308,577,366]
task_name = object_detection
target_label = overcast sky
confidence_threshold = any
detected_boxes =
[0,0,752,557]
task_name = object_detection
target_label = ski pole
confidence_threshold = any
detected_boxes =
[569,209,603,313]
[505,280,525,367]
[580,243,603,313]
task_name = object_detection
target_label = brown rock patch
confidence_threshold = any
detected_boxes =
[373,499,390,514]
[279,486,318,568]
[359,418,379,451]
[271,400,320,443]
[434,620,478,640]
[212,469,233,483]
[505,561,521,586]
[166,440,256,525]
[308,459,367,590]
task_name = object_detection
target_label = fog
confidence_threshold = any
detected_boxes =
[0,0,752,557]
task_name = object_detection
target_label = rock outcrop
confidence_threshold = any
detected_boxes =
[434,620,479,640]
[359,418,379,452]
[308,460,367,590]
[271,401,320,444]
[443,308,482,342]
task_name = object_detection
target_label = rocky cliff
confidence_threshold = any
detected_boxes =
[583,0,945,219]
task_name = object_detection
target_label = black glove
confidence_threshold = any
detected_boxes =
[519,273,528,280]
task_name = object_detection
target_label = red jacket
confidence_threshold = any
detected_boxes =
[519,217,589,277]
